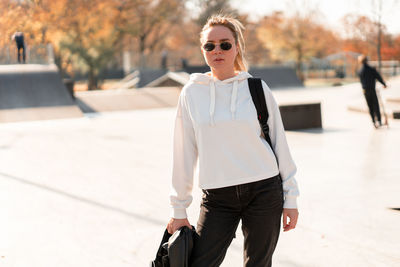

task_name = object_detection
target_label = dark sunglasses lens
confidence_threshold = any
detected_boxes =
[203,43,215,51]
[220,42,232,50]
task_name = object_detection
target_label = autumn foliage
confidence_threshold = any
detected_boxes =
[1,0,399,88]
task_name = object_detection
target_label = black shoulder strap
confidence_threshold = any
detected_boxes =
[151,229,171,266]
[248,78,274,153]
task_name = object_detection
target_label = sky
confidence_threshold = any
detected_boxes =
[231,0,400,35]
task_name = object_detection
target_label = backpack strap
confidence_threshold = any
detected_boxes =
[247,78,274,153]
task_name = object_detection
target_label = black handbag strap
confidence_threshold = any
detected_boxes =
[151,229,171,266]
[248,78,274,153]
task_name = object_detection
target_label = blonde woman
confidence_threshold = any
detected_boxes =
[166,15,299,267]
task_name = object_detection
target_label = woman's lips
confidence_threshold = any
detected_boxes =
[214,58,224,62]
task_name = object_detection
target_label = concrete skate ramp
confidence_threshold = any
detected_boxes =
[137,69,167,88]
[0,64,82,122]
[75,87,180,113]
[181,65,303,89]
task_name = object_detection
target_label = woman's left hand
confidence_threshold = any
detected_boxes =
[282,208,298,232]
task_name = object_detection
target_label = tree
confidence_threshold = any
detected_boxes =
[60,0,125,89]
[29,0,73,76]
[194,0,237,27]
[120,0,185,68]
[1,0,189,87]
[341,14,377,56]
[369,0,400,70]
[257,11,339,81]
[381,34,400,60]
[163,19,204,66]
[0,0,33,47]
[240,15,272,66]
[372,0,384,71]
[361,0,398,70]
[28,0,126,90]
[340,13,399,62]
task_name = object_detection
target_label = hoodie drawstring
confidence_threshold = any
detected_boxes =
[209,79,239,125]
[230,80,238,120]
[209,80,216,126]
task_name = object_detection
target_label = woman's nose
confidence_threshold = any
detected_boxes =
[213,45,223,54]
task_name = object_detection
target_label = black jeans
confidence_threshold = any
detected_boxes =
[364,90,381,124]
[190,175,284,267]
[17,44,26,63]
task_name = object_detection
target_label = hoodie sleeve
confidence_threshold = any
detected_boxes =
[169,89,198,219]
[262,81,300,209]
[373,68,386,87]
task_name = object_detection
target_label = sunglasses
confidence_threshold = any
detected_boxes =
[203,42,233,52]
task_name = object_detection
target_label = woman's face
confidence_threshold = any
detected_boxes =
[201,25,238,72]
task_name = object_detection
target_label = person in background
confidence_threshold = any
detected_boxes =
[12,31,26,64]
[358,55,387,128]
[166,14,299,267]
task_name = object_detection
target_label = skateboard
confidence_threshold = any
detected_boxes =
[376,87,389,127]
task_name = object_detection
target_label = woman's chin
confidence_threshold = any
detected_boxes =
[210,61,232,70]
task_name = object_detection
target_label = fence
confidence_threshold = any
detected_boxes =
[369,60,400,77]
[0,44,54,64]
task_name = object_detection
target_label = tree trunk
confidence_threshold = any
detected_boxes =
[88,67,98,90]
[54,49,64,77]
[376,0,383,72]
[139,35,146,68]
[377,21,382,72]
[296,45,304,82]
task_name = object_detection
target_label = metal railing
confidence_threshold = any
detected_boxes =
[0,44,55,65]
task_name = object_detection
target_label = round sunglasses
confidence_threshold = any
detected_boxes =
[203,42,233,52]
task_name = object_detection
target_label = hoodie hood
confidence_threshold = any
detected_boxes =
[189,71,252,126]
[189,71,252,84]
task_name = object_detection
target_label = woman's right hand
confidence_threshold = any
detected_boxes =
[167,218,192,234]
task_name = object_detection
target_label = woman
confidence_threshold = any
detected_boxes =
[166,15,299,267]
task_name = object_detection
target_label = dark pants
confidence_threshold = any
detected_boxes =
[17,44,25,63]
[364,90,381,124]
[190,175,283,267]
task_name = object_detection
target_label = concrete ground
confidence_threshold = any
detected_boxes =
[0,78,399,267]
[347,80,400,118]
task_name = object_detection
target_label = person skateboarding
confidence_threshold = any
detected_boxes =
[11,31,26,63]
[358,55,387,128]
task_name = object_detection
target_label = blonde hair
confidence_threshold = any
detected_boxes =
[200,14,248,72]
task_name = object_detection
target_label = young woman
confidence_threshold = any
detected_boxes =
[166,15,299,267]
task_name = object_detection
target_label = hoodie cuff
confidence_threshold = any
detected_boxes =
[171,208,187,219]
[283,196,298,209]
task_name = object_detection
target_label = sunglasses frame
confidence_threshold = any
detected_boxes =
[203,41,233,52]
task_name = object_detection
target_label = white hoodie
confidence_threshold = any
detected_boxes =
[170,71,299,219]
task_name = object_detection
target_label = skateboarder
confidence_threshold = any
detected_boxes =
[11,31,26,63]
[358,55,387,128]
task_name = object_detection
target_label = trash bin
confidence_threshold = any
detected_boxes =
[63,78,75,100]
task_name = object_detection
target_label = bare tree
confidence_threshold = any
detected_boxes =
[369,0,398,71]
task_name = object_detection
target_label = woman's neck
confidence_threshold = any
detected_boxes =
[211,68,237,81]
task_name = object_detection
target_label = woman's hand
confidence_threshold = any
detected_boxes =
[283,208,299,232]
[167,218,192,234]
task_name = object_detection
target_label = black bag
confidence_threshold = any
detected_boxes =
[150,226,195,267]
